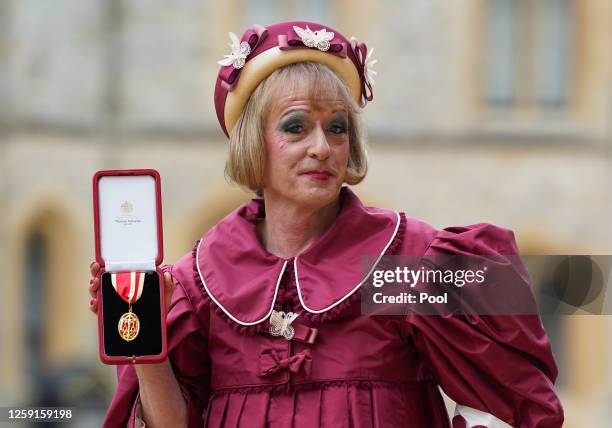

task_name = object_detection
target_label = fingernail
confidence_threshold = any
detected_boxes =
[90,299,94,305]
[89,278,94,285]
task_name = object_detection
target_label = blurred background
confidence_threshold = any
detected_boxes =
[0,0,611,426]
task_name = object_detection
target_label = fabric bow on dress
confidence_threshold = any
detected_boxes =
[259,349,312,377]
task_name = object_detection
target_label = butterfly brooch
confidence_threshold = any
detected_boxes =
[269,309,299,340]
[293,25,335,52]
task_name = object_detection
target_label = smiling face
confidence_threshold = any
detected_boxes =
[262,82,350,209]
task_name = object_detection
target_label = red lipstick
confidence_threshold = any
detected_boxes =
[304,170,332,181]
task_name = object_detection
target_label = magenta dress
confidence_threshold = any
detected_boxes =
[103,187,563,427]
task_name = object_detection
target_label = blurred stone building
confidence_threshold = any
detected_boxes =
[0,0,611,426]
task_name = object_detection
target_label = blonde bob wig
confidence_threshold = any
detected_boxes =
[224,62,368,196]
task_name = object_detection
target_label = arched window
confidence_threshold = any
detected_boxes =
[24,230,53,405]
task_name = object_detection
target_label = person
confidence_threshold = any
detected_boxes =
[88,21,564,428]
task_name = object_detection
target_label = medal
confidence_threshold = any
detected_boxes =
[118,304,140,342]
[111,272,145,342]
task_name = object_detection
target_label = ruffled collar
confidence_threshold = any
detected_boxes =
[194,186,401,326]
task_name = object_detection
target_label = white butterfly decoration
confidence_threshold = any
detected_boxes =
[293,25,335,52]
[217,32,251,69]
[269,310,299,340]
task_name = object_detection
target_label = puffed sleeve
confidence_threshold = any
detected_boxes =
[403,223,564,428]
[102,252,211,428]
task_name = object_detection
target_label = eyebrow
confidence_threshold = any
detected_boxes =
[277,109,349,125]
[277,110,309,124]
[278,106,348,118]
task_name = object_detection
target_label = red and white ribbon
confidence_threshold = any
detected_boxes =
[110,272,145,304]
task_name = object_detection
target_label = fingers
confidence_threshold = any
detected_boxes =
[89,261,100,299]
[88,276,100,299]
[164,271,176,295]
[90,261,100,277]
[163,271,176,315]
[88,261,101,314]
[89,297,98,314]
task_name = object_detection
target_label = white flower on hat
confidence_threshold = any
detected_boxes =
[217,32,251,69]
[350,36,377,85]
[293,25,335,52]
[363,47,377,85]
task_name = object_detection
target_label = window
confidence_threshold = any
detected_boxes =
[245,0,331,27]
[25,232,48,403]
[246,0,282,26]
[484,0,572,108]
[485,0,517,105]
[536,0,572,106]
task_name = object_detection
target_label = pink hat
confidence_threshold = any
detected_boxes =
[214,21,377,137]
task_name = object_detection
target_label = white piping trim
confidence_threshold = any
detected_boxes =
[195,237,288,326]
[295,211,401,314]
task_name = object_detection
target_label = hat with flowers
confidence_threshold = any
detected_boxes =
[214,21,377,137]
